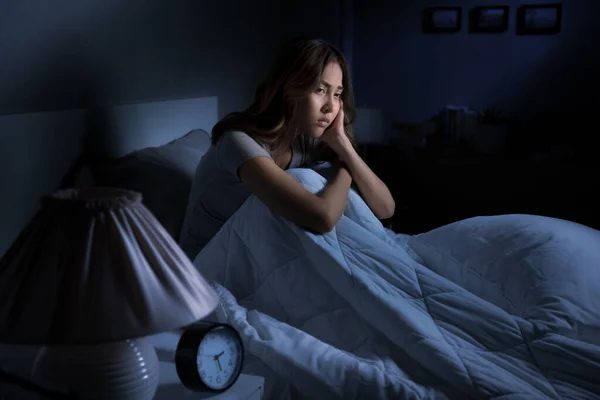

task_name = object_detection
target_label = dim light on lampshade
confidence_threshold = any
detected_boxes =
[352,107,387,144]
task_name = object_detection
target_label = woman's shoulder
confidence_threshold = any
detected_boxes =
[214,130,272,174]
[217,130,272,154]
[220,130,251,139]
[218,130,268,149]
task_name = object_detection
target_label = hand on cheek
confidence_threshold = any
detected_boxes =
[321,101,352,161]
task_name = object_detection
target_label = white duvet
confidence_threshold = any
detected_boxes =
[193,168,600,399]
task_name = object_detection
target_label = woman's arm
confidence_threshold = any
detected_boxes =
[239,156,352,233]
[340,147,395,219]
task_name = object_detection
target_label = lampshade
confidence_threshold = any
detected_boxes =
[0,187,219,346]
[352,107,386,144]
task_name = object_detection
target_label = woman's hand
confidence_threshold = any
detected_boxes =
[320,102,395,219]
[320,102,354,162]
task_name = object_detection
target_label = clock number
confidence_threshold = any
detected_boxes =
[216,376,221,384]
[200,371,206,378]
[228,359,233,366]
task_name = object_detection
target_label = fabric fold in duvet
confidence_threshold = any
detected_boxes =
[194,168,600,399]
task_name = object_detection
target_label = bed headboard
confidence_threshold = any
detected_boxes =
[90,96,219,241]
[91,96,218,159]
[0,96,219,257]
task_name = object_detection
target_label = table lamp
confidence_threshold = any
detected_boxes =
[352,107,386,161]
[0,187,220,399]
[353,107,386,144]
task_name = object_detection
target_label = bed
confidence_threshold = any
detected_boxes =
[192,175,600,399]
[2,97,599,399]
[102,99,600,399]
[87,97,600,399]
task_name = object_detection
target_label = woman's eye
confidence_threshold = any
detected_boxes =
[334,93,342,98]
[316,88,325,94]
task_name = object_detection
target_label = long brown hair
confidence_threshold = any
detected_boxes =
[211,37,356,164]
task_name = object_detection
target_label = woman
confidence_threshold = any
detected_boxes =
[179,37,395,260]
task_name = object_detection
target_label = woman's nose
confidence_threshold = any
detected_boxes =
[322,97,334,113]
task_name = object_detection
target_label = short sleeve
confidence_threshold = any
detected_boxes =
[215,131,271,179]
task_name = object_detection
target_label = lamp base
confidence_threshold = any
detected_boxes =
[32,337,159,400]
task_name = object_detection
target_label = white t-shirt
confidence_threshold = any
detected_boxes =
[179,131,310,260]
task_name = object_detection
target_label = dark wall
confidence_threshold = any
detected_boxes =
[0,0,343,117]
[352,0,599,151]
[0,0,346,256]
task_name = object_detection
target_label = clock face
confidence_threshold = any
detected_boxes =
[195,325,243,390]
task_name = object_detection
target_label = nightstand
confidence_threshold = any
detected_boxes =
[154,362,264,399]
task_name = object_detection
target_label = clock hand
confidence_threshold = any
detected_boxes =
[215,351,224,359]
[215,358,222,372]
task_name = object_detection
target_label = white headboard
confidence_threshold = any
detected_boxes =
[98,96,218,158]
[0,96,219,257]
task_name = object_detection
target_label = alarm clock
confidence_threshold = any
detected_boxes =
[175,322,244,393]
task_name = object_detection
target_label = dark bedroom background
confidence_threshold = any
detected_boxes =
[0,0,598,255]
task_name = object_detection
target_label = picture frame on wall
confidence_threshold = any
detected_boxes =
[516,3,562,35]
[422,7,462,34]
[469,6,509,33]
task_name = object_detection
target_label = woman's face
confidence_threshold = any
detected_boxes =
[296,62,344,138]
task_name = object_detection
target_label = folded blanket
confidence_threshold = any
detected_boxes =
[194,168,600,399]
